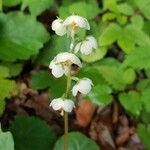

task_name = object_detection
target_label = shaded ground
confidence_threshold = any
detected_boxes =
[0,79,145,150]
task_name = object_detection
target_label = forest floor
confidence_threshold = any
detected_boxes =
[1,78,145,150]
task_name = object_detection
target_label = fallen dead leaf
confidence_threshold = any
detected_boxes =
[75,99,96,127]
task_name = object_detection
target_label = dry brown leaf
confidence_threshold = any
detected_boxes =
[75,99,96,127]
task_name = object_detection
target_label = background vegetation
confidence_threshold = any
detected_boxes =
[0,0,150,149]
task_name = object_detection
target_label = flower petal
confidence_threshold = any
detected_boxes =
[63,100,75,112]
[75,36,98,55]
[87,36,98,49]
[72,84,79,96]
[63,15,90,30]
[80,41,93,55]
[51,64,64,78]
[74,42,82,54]
[51,18,66,36]
[50,98,63,110]
[56,52,82,67]
[72,78,93,96]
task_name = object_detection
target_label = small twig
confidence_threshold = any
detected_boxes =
[112,101,119,124]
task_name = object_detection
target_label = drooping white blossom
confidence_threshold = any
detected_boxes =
[63,15,90,37]
[49,52,82,78]
[75,36,98,55]
[51,18,67,36]
[72,78,93,96]
[50,98,75,113]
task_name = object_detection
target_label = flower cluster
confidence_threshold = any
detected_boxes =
[49,15,97,115]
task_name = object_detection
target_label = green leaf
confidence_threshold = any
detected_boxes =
[102,12,116,22]
[137,79,150,91]
[30,70,66,98]
[0,66,9,78]
[92,58,135,90]
[118,25,150,53]
[117,31,135,53]
[141,111,150,124]
[0,128,14,150]
[119,91,142,116]
[123,46,150,69]
[143,21,150,37]
[21,0,54,16]
[48,76,66,98]
[81,47,107,63]
[125,25,150,46]
[0,79,18,113]
[136,0,150,20]
[68,1,99,19]
[59,1,100,20]
[35,36,69,66]
[137,79,150,114]
[122,68,136,84]
[98,66,125,89]
[99,23,122,46]
[116,15,127,25]
[1,63,23,77]
[0,0,2,11]
[94,57,121,67]
[9,115,56,150]
[54,132,99,150]
[103,0,119,14]
[131,15,144,29]
[30,71,52,90]
[117,3,134,15]
[0,12,49,62]
[77,66,106,86]
[0,66,18,114]
[3,0,21,6]
[146,69,150,78]
[88,84,112,106]
[138,124,150,149]
[141,89,150,113]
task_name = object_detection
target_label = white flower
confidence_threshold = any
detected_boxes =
[49,60,65,78]
[50,98,75,113]
[51,18,67,36]
[63,15,90,31]
[75,36,98,55]
[72,78,93,96]
[49,52,82,78]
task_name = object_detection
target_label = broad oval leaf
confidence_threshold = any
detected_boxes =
[88,84,112,106]
[0,129,14,150]
[9,115,56,150]
[59,1,100,20]
[0,12,49,62]
[21,0,54,16]
[3,0,21,6]
[138,124,150,149]
[123,46,150,69]
[119,91,142,116]
[81,47,107,63]
[99,23,122,46]
[30,70,66,98]
[54,132,99,150]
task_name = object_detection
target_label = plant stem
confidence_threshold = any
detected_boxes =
[64,65,71,150]
[64,33,75,150]
[64,111,68,150]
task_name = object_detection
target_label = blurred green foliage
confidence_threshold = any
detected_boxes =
[0,127,14,150]
[0,0,150,149]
